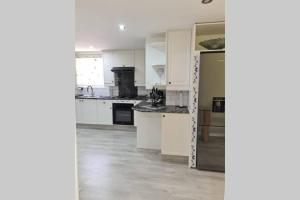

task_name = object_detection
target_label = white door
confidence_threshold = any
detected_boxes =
[113,50,134,67]
[161,113,190,156]
[82,99,98,124]
[97,100,113,125]
[167,29,191,90]
[134,49,145,86]
[103,51,115,86]
[75,99,85,123]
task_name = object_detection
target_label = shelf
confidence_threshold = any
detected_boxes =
[200,49,225,53]
[152,64,165,69]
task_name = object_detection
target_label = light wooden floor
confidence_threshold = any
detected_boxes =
[77,127,224,200]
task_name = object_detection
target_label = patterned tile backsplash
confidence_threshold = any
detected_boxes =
[75,86,150,97]
[165,91,189,106]
[76,85,189,106]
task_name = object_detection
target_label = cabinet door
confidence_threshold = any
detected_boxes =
[103,51,115,86]
[161,113,190,156]
[167,30,191,90]
[97,100,113,125]
[82,99,98,124]
[134,49,145,86]
[113,50,134,67]
[75,99,85,123]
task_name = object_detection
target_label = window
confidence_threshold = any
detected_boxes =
[75,57,104,87]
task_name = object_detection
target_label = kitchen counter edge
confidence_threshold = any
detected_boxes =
[133,101,189,114]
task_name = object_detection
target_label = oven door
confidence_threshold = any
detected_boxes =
[112,103,134,125]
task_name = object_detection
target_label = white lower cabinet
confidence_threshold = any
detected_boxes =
[83,99,98,124]
[135,111,191,155]
[75,99,113,125]
[161,113,190,156]
[75,99,85,123]
[136,111,162,150]
[75,99,98,124]
[96,100,112,125]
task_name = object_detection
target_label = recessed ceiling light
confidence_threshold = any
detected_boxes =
[202,0,213,4]
[89,45,94,49]
[119,24,126,31]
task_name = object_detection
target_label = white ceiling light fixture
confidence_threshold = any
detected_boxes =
[119,24,126,31]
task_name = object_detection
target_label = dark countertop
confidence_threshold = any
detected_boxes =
[75,95,147,101]
[133,101,189,114]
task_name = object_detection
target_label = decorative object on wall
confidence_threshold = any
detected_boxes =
[199,38,225,50]
[189,52,200,168]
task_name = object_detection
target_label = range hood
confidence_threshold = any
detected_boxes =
[111,67,135,72]
[111,66,137,98]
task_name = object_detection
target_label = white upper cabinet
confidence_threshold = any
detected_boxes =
[166,29,192,91]
[103,50,137,86]
[134,49,145,86]
[103,51,115,86]
[112,50,134,67]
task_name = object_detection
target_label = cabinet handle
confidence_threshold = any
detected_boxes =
[168,82,171,84]
[162,115,165,117]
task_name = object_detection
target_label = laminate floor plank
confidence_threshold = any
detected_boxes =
[77,128,224,200]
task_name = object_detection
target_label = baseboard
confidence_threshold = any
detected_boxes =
[76,123,137,132]
[161,154,189,164]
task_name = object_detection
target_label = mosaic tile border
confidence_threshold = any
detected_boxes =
[189,51,200,168]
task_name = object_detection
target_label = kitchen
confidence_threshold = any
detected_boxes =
[76,30,192,157]
[75,1,225,199]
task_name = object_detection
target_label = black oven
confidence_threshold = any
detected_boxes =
[112,103,134,125]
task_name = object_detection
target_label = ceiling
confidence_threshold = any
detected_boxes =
[76,0,225,52]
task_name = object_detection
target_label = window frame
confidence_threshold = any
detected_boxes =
[75,51,104,88]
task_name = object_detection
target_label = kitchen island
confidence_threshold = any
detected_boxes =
[133,101,191,159]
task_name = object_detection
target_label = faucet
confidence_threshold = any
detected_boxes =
[86,85,94,96]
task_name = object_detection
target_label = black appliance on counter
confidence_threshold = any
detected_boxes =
[111,67,137,98]
[112,103,134,125]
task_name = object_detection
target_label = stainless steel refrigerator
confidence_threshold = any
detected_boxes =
[197,51,225,172]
